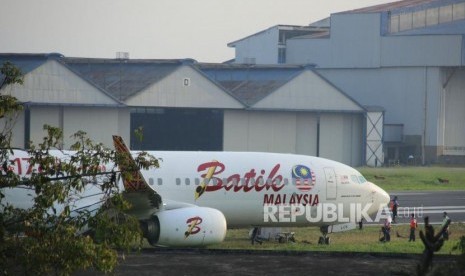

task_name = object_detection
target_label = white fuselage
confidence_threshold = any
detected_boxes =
[1,150,390,228]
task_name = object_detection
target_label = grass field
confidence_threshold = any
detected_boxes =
[358,166,465,191]
[208,223,465,255]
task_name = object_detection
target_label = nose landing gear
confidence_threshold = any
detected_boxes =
[318,225,331,245]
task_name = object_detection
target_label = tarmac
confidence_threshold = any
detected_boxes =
[75,248,460,276]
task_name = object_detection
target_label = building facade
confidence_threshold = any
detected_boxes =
[0,54,371,167]
[228,0,465,165]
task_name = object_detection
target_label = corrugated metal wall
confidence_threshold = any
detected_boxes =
[253,70,364,111]
[27,106,129,149]
[8,112,25,149]
[29,106,61,145]
[126,66,243,109]
[223,110,296,153]
[13,60,119,105]
[62,107,127,148]
[224,110,363,165]
[295,113,318,156]
[444,68,465,155]
[319,114,363,166]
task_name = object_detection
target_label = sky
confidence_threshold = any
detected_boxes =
[0,0,394,63]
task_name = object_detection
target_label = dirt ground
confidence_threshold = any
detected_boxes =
[75,249,461,276]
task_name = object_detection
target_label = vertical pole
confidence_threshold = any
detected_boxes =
[24,105,30,149]
[316,114,320,157]
[422,67,428,165]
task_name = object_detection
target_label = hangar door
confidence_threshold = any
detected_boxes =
[444,68,465,155]
[319,114,364,166]
[223,110,318,155]
[295,113,318,156]
[130,107,223,151]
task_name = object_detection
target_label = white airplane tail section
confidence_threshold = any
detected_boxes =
[113,135,149,192]
[112,135,162,211]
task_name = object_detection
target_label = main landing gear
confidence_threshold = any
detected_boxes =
[318,226,331,245]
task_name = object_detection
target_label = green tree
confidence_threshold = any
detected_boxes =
[0,61,24,149]
[0,61,159,274]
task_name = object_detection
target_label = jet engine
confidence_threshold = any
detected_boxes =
[141,207,227,247]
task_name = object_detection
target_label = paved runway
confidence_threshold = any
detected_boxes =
[75,249,460,276]
[385,190,465,224]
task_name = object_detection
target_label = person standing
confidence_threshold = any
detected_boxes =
[441,212,450,240]
[409,213,417,242]
[383,217,391,242]
[251,227,262,245]
[390,196,399,223]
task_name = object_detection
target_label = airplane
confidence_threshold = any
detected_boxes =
[1,135,391,247]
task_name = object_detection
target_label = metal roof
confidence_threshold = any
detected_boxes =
[293,0,465,40]
[0,54,130,106]
[62,58,184,101]
[1,54,365,111]
[0,53,55,85]
[340,0,451,14]
[196,63,305,106]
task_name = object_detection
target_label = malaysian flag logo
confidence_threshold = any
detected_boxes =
[292,165,316,192]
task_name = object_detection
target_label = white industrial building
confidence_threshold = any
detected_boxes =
[228,0,465,165]
[0,54,372,167]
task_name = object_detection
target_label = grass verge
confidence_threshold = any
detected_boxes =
[208,223,465,255]
[358,166,465,191]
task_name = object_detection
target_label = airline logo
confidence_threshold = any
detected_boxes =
[195,160,284,200]
[184,216,203,239]
[292,165,316,192]
[194,161,320,204]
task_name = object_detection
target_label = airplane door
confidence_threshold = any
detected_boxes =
[324,167,337,200]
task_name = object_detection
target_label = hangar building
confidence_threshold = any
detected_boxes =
[228,0,465,165]
[0,54,374,167]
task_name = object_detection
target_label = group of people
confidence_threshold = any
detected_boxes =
[380,196,450,242]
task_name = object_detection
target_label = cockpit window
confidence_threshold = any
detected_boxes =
[351,175,359,184]
[358,175,367,183]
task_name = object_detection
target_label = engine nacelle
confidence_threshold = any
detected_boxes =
[142,207,227,247]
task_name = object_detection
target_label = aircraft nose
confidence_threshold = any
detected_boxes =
[372,183,390,208]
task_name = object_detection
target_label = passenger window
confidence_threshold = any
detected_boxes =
[157,178,163,185]
[149,178,154,186]
[185,178,190,185]
[176,178,181,185]
[195,178,200,186]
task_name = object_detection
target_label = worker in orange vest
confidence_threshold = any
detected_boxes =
[390,196,399,223]
[409,213,418,242]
